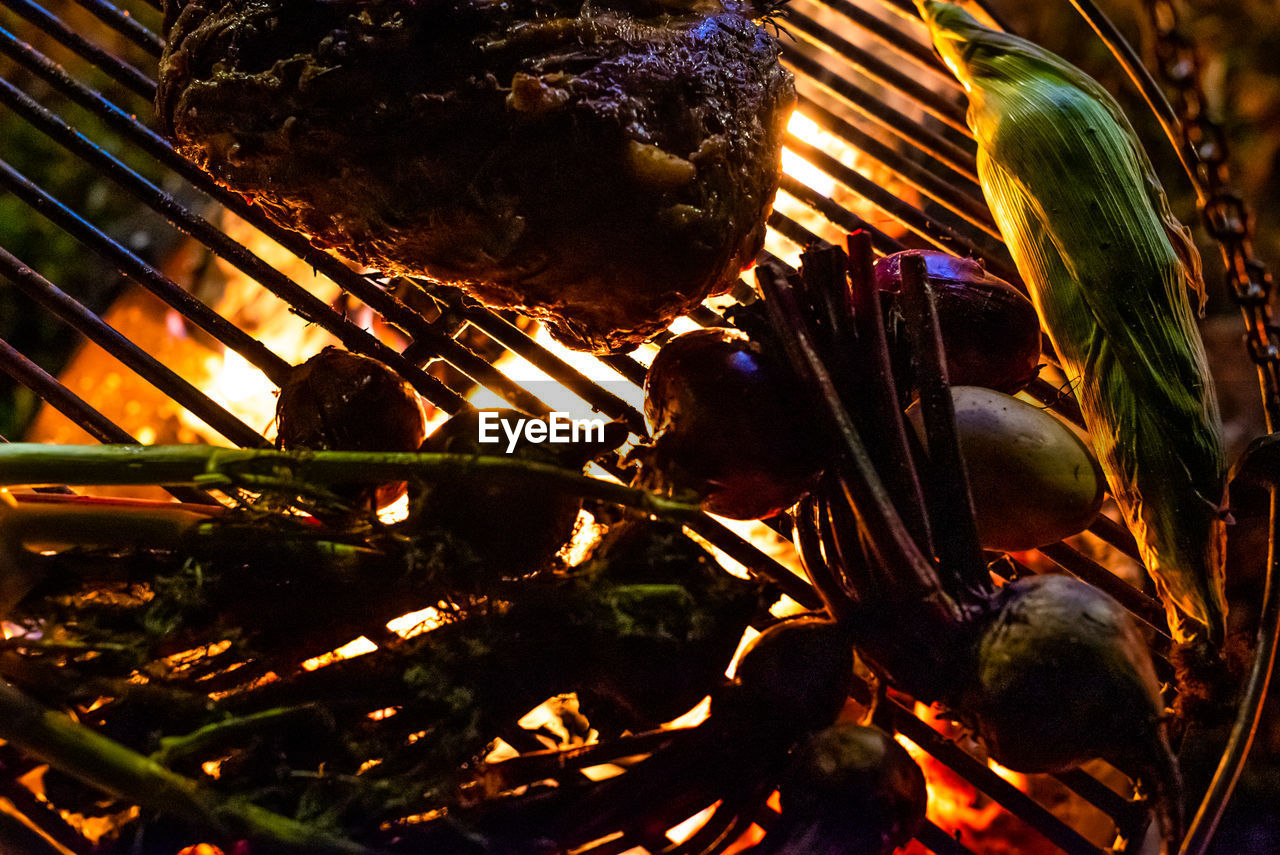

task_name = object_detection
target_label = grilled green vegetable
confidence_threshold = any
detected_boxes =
[918,0,1228,645]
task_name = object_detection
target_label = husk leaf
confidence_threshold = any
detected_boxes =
[917,0,1227,645]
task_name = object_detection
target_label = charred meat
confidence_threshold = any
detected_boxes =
[157,0,795,353]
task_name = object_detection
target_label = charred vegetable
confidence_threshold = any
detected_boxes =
[729,616,854,737]
[639,328,828,520]
[875,249,1041,396]
[758,724,927,855]
[405,409,624,584]
[276,347,427,512]
[570,520,773,730]
[156,0,794,354]
[961,573,1182,837]
[906,386,1105,551]
[918,1,1228,645]
[756,251,1183,848]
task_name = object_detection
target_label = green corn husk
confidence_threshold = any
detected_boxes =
[917,1,1228,645]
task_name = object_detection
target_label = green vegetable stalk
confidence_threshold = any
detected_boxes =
[917,0,1229,645]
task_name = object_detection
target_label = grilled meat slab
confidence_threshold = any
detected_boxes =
[158,0,795,353]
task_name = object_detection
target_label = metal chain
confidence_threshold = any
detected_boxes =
[1143,0,1280,430]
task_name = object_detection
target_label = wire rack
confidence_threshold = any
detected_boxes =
[0,0,1273,853]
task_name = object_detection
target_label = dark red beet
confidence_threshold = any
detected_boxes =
[874,250,1041,395]
[641,328,828,520]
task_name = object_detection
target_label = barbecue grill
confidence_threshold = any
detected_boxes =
[0,0,1274,853]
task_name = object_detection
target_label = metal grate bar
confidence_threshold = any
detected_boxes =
[0,336,139,447]
[785,10,970,134]
[0,246,267,449]
[795,0,952,80]
[683,514,822,608]
[0,338,220,505]
[0,75,476,411]
[787,50,978,182]
[67,0,163,56]
[794,94,997,237]
[0,746,95,855]
[0,28,537,414]
[1052,768,1150,832]
[0,156,298,387]
[598,353,649,388]
[890,701,1105,855]
[1,0,156,100]
[0,23,656,427]
[417,284,649,432]
[768,207,827,253]
[1037,543,1170,638]
[915,819,981,855]
[872,0,925,23]
[782,134,1012,268]
[777,186,911,259]
[1087,514,1144,563]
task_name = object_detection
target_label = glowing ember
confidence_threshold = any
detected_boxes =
[300,636,378,671]
[664,695,712,729]
[376,493,410,525]
[666,801,720,845]
[385,606,448,640]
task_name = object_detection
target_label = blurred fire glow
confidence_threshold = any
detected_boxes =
[896,702,1034,852]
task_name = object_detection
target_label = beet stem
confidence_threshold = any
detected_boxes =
[792,495,858,624]
[754,262,957,616]
[842,233,936,557]
[815,491,876,599]
[897,255,990,599]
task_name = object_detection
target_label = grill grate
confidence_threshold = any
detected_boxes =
[0,0,1259,852]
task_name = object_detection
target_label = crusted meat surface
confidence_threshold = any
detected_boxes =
[158,0,794,353]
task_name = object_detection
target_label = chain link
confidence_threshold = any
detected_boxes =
[1143,0,1280,429]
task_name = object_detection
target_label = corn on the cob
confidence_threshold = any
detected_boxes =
[917,0,1227,645]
